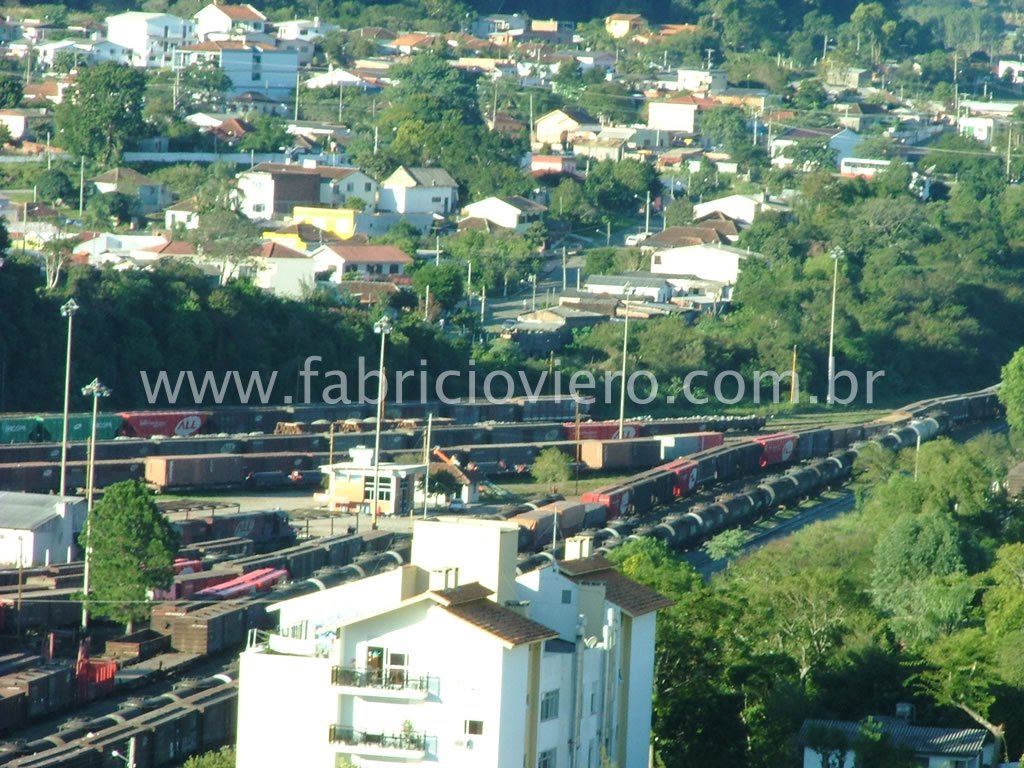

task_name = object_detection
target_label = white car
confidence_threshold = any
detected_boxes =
[448,499,467,512]
[625,232,651,247]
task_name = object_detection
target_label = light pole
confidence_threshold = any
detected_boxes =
[111,736,137,767]
[618,285,633,440]
[80,377,111,630]
[644,190,651,235]
[370,316,392,531]
[826,247,844,406]
[58,298,79,497]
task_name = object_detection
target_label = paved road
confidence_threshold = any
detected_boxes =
[684,491,856,579]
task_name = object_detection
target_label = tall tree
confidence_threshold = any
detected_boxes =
[531,447,572,491]
[0,75,23,109]
[86,480,179,633]
[55,62,147,165]
[999,347,1024,434]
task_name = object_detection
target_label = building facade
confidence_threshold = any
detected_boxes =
[235,518,670,768]
[105,12,194,68]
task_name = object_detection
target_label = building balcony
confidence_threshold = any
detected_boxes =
[330,666,434,700]
[328,725,430,760]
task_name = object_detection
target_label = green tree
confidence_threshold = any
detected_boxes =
[188,207,262,283]
[239,114,289,153]
[182,746,236,768]
[35,169,75,205]
[532,447,571,491]
[998,346,1024,434]
[411,263,464,311]
[0,75,23,109]
[86,191,139,228]
[703,529,748,562]
[55,62,147,165]
[663,196,694,226]
[86,480,179,632]
[700,107,749,153]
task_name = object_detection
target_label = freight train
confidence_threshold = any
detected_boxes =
[511,389,1001,568]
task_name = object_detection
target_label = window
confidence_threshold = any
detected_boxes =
[540,689,559,721]
[464,720,484,735]
[364,182,372,192]
[388,265,399,274]
[431,196,442,203]
[538,748,557,768]
[346,182,353,192]
[590,682,599,714]
[561,589,571,604]
[253,203,265,213]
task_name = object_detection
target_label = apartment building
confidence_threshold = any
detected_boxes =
[173,40,298,98]
[105,12,194,68]
[235,518,669,768]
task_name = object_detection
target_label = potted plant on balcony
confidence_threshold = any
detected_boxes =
[401,720,423,750]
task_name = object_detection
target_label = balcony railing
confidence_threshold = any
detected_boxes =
[328,725,430,752]
[331,666,434,692]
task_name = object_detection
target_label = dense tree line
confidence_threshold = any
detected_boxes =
[611,434,1024,767]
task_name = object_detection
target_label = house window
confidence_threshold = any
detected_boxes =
[540,689,559,721]
[561,590,571,604]
[538,748,557,768]
[464,720,484,735]
[253,203,265,212]
[364,182,372,192]
[346,182,353,192]
[388,265,399,274]
[590,682,599,714]
[431,196,442,203]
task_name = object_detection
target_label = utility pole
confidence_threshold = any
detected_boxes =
[562,246,567,290]
[424,284,430,321]
[704,48,714,70]
[173,67,180,111]
[480,284,486,322]
[373,125,379,155]
[644,190,651,234]
[78,156,85,216]
[338,81,344,123]
[529,92,535,142]
[421,414,432,519]
[491,83,498,125]
[1007,127,1013,180]
[293,71,300,121]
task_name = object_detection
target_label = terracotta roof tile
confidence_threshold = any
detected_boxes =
[430,582,493,606]
[558,555,674,617]
[253,241,308,259]
[210,3,266,21]
[318,244,412,264]
[440,596,558,647]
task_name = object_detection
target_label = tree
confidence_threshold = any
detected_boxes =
[86,191,139,228]
[790,79,827,110]
[700,107,749,153]
[42,234,79,290]
[411,263,464,311]
[703,529,747,562]
[187,208,262,283]
[86,480,179,632]
[239,114,289,153]
[998,346,1024,434]
[182,746,236,768]
[532,447,571,491]
[55,62,147,165]
[663,197,694,227]
[0,75,23,110]
[36,169,75,205]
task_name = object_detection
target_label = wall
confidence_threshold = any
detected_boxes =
[411,518,520,604]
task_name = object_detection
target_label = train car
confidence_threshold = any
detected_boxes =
[120,411,211,438]
[753,433,799,468]
[0,416,46,445]
[561,421,644,441]
[656,432,724,461]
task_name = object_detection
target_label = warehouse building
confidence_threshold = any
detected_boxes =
[0,492,87,566]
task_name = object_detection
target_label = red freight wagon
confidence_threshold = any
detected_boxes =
[580,485,632,520]
[661,458,699,496]
[173,558,203,575]
[120,411,210,438]
[752,433,798,468]
[561,421,643,441]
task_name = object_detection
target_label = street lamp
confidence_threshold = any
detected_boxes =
[58,298,79,497]
[111,737,137,767]
[370,316,392,531]
[80,377,111,630]
[826,247,844,406]
[618,284,633,439]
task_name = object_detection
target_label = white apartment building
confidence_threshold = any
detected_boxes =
[378,166,459,216]
[194,3,267,41]
[105,12,195,69]
[236,518,670,768]
[174,41,298,99]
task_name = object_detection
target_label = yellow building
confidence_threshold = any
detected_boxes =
[604,13,647,39]
[263,207,356,250]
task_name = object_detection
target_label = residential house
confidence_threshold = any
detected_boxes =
[958,114,997,145]
[488,111,526,136]
[643,226,727,250]
[573,134,627,162]
[173,40,298,99]
[647,96,705,134]
[534,106,599,146]
[311,243,413,281]
[304,67,381,92]
[34,38,130,68]
[770,126,862,168]
[677,67,727,94]
[651,242,759,285]
[289,207,357,240]
[164,198,200,230]
[275,17,337,42]
[226,91,284,115]
[245,240,313,298]
[575,126,667,161]
[0,108,50,141]
[507,306,605,354]
[835,101,889,132]
[386,33,437,55]
[23,79,71,106]
[998,59,1024,84]
[692,194,783,225]
[585,274,673,303]
[105,12,195,69]
[378,166,458,216]
[91,167,172,214]
[336,279,400,306]
[527,19,574,44]
[605,13,648,39]
[235,162,322,220]
[74,233,169,267]
[798,717,994,768]
[471,14,528,41]
[531,155,578,179]
[0,492,87,567]
[235,519,670,768]
[316,167,378,211]
[194,3,267,41]
[461,196,546,232]
[825,65,871,89]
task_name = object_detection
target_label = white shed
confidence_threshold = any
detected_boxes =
[0,492,87,566]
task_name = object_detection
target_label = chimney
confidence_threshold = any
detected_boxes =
[349,446,373,466]
[564,534,594,561]
[429,567,459,591]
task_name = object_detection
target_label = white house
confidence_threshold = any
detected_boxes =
[311,243,413,281]
[174,40,298,99]
[677,66,727,93]
[534,107,599,146]
[165,198,199,230]
[585,274,673,303]
[647,96,702,134]
[692,193,786,225]
[651,242,759,285]
[0,492,87,567]
[770,126,862,169]
[317,167,378,210]
[91,167,172,214]
[276,16,336,42]
[247,240,314,298]
[958,114,998,146]
[105,12,195,69]
[798,717,994,768]
[235,163,322,220]
[378,166,458,216]
[194,3,267,41]
[235,518,670,768]
[461,195,546,232]
[35,38,131,68]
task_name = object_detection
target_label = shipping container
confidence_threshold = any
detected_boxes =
[145,454,246,490]
[753,433,799,468]
[120,411,210,438]
[580,438,661,470]
[657,431,725,460]
[561,421,643,441]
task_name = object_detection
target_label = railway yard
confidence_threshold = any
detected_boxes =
[0,388,1006,766]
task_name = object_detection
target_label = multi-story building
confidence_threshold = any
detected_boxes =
[105,12,194,69]
[193,2,267,41]
[236,518,670,768]
[378,166,458,216]
[173,40,298,99]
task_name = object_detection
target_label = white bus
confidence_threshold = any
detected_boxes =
[840,157,892,179]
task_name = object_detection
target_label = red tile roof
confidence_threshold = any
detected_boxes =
[558,555,673,617]
[320,244,413,264]
[438,593,558,647]
[254,241,308,260]
[209,3,266,21]
[144,241,197,256]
